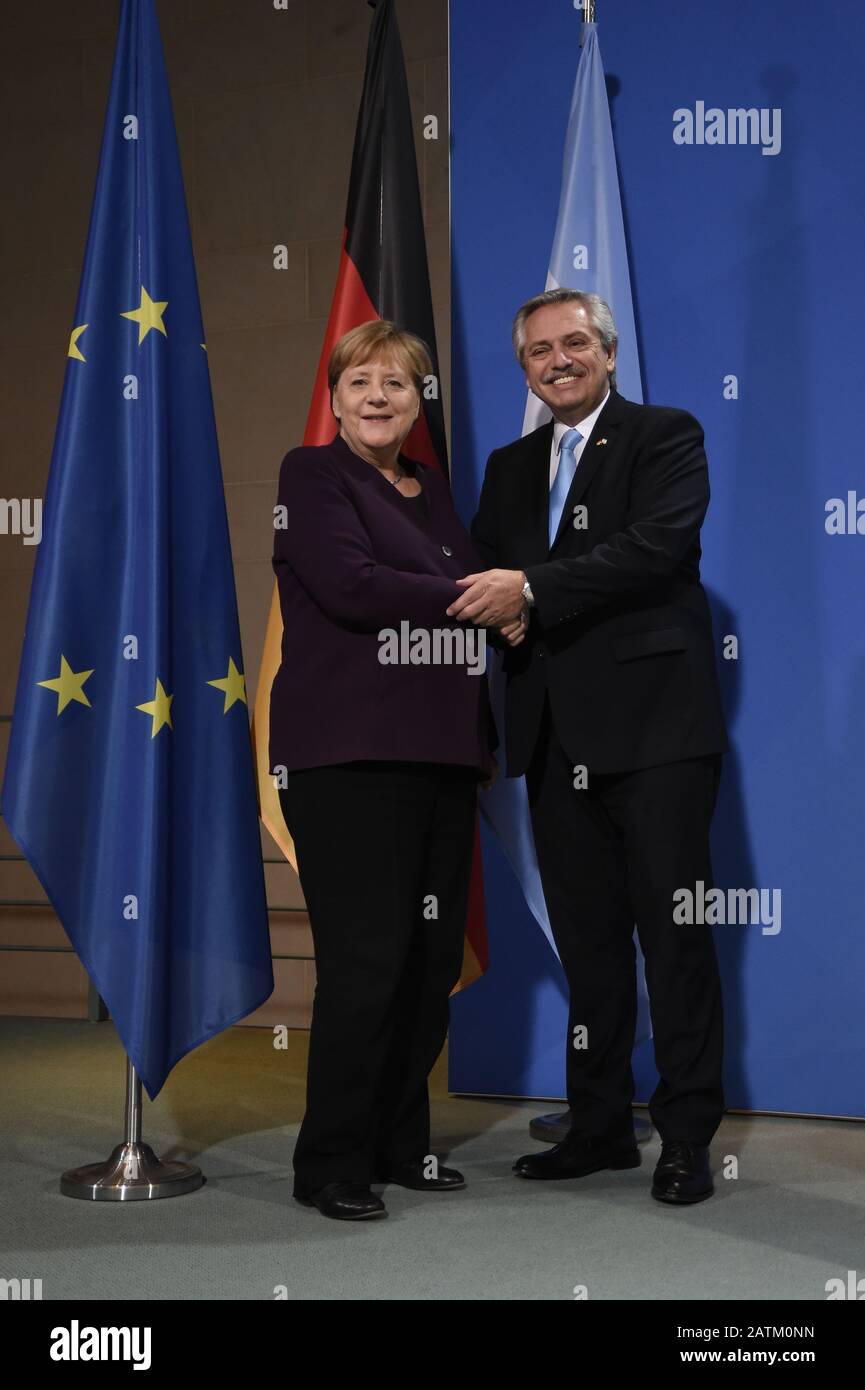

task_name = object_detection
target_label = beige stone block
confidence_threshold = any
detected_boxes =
[235,561,279,713]
[199,244,306,334]
[425,217,450,319]
[0,529,38,577]
[0,32,83,138]
[242,956,314,1030]
[405,55,427,129]
[423,56,450,221]
[208,320,327,486]
[0,571,33,719]
[80,34,119,122]
[307,0,371,80]
[431,302,452,462]
[267,909,313,960]
[193,74,363,251]
[0,853,46,912]
[265,860,306,914]
[0,117,102,274]
[306,237,342,321]
[0,267,81,357]
[167,0,305,95]
[0,1,118,45]
[0,343,65,504]
[0,906,68,951]
[225,480,278,567]
[395,0,448,63]
[0,947,90,1019]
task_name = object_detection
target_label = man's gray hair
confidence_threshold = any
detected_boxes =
[512,288,618,388]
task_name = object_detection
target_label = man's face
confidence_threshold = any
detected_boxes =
[522,302,615,423]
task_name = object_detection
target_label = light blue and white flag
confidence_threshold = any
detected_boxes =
[523,17,643,432]
[480,18,651,1042]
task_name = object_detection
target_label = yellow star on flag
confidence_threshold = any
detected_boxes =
[136,678,174,737]
[121,286,168,345]
[37,655,94,714]
[68,324,88,361]
[207,657,247,713]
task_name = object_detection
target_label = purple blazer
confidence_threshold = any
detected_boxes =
[269,433,495,777]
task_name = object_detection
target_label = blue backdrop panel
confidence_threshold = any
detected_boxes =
[448,0,865,1116]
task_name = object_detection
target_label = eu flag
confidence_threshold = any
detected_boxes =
[1,0,273,1099]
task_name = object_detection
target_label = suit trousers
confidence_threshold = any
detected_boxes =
[525,697,725,1145]
[278,760,477,1196]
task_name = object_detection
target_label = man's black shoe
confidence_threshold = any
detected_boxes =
[295,1181,387,1220]
[379,1159,466,1191]
[651,1141,713,1204]
[513,1131,640,1180]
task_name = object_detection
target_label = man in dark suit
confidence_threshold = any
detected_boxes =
[447,289,728,1203]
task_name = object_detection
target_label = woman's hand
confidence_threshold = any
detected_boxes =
[448,569,527,627]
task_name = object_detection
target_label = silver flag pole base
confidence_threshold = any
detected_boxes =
[61,1141,204,1201]
[60,1054,204,1201]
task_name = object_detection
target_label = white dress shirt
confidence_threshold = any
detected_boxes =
[549,390,611,487]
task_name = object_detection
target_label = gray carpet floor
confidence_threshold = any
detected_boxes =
[1,1018,863,1301]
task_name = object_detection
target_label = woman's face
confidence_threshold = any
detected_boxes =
[332,354,420,461]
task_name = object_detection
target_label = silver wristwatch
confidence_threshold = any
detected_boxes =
[522,577,535,607]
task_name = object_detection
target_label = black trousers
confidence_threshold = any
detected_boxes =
[525,698,725,1146]
[278,761,477,1196]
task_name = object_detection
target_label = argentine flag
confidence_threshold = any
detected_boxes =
[480,19,651,1043]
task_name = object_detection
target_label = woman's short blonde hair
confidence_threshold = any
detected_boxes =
[327,321,431,401]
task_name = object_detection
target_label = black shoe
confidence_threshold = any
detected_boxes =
[513,1131,640,1180]
[380,1158,466,1191]
[295,1181,387,1220]
[651,1142,713,1204]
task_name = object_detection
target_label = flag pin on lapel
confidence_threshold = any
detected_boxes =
[596,438,608,446]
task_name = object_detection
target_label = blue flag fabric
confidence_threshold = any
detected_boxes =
[480,20,651,1043]
[523,20,643,428]
[1,0,273,1099]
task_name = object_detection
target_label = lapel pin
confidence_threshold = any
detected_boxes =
[596,438,608,447]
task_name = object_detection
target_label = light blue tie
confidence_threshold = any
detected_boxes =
[548,427,582,547]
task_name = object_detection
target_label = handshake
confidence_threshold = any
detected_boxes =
[446,567,529,648]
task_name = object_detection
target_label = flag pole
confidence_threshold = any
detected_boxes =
[60,1057,203,1200]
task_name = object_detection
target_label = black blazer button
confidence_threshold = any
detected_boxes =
[441,544,452,557]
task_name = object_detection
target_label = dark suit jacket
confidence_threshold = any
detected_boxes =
[269,432,494,777]
[471,389,728,777]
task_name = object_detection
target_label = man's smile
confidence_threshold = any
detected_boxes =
[547,372,584,386]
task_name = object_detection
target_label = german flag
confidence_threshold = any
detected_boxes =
[251,0,488,986]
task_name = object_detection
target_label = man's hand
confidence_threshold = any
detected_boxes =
[499,607,528,646]
[447,569,527,627]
